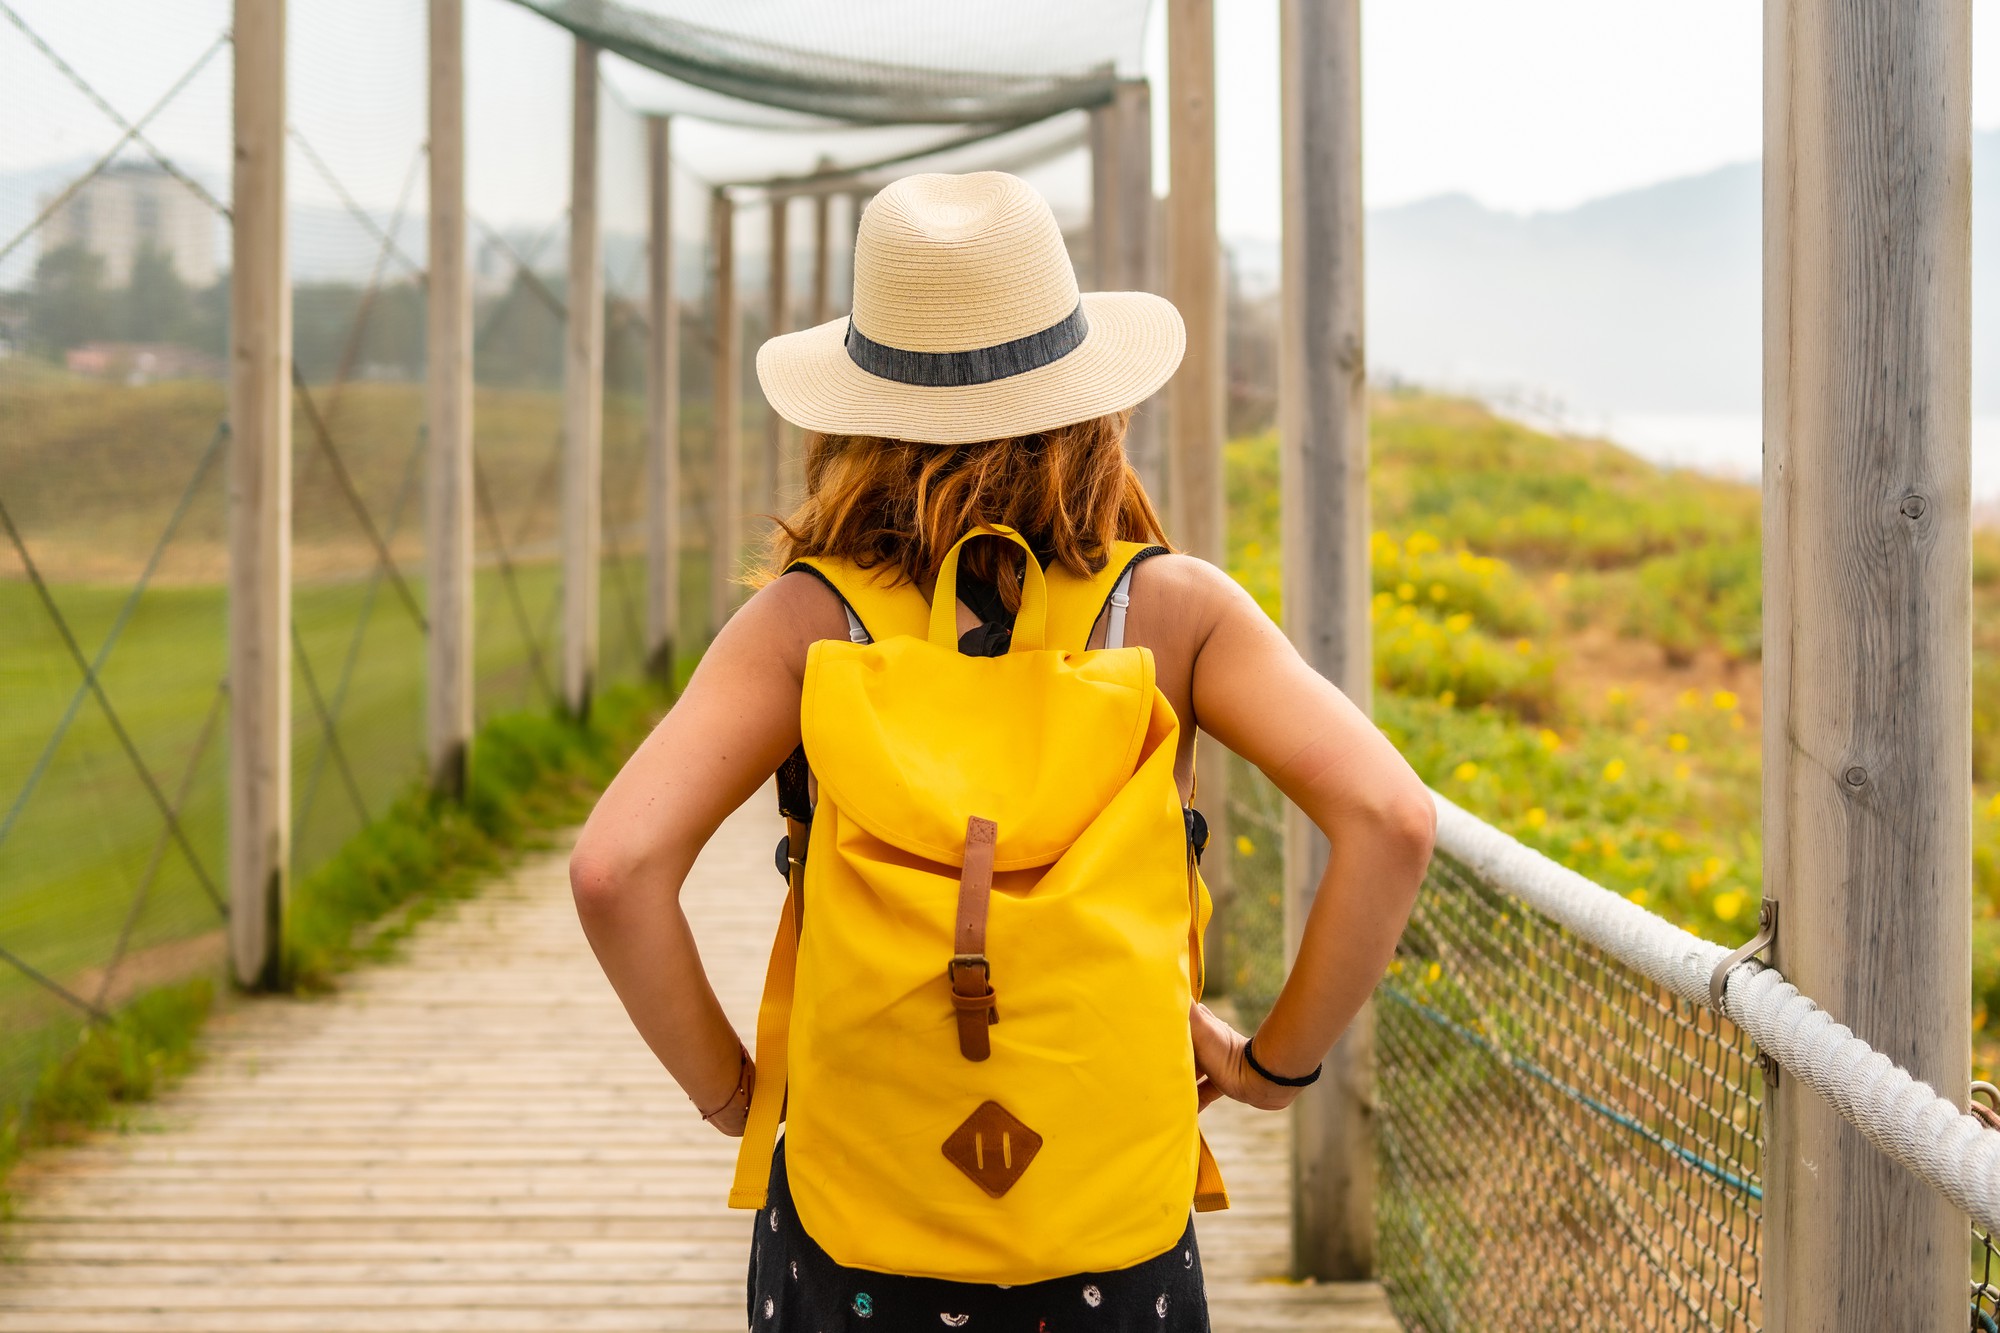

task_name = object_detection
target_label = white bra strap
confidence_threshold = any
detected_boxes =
[843,605,871,644]
[1104,564,1136,650]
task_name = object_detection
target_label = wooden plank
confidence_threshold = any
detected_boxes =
[707,187,740,635]
[1277,0,1374,1284]
[425,0,472,796]
[561,38,603,718]
[642,114,679,679]
[1761,0,1972,1327]
[227,0,291,990]
[1,796,1396,1330]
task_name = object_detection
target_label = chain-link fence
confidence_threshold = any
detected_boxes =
[0,0,235,1119]
[1377,847,1763,1331]
[287,0,431,877]
[466,0,570,721]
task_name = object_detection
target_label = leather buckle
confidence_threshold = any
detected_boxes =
[947,954,990,990]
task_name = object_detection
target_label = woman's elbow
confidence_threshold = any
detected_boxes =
[1376,777,1438,890]
[569,835,636,922]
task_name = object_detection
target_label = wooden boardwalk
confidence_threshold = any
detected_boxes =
[0,795,1398,1332]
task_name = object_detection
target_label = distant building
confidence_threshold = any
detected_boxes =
[64,341,223,384]
[40,162,218,288]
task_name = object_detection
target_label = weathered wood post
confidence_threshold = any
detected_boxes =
[426,0,473,794]
[810,169,833,329]
[1166,0,1222,560]
[1762,1,1972,1326]
[1165,0,1233,1000]
[1090,78,1164,501]
[561,38,603,718]
[1278,0,1373,1281]
[643,113,679,683]
[765,192,790,511]
[229,0,290,991]
[708,186,740,635]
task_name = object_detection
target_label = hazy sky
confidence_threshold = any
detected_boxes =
[1203,0,2000,239]
[4,0,1997,241]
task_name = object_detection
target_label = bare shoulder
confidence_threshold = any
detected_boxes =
[704,570,853,683]
[1126,552,1267,639]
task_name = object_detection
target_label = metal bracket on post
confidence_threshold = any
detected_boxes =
[1710,898,1778,1013]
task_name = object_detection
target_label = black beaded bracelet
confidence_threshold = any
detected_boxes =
[1244,1037,1322,1088]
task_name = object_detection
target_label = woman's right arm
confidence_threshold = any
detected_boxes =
[1180,560,1437,1109]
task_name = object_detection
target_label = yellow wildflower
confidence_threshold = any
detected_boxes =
[1538,728,1561,751]
[1445,612,1473,634]
[1986,792,2000,819]
[1515,638,1534,654]
[1714,889,1747,923]
[1677,687,1702,710]
[1673,762,1693,782]
[1438,690,1457,708]
[1667,732,1690,752]
[1601,758,1627,784]
[1525,807,1547,829]
[1397,581,1417,602]
[1626,888,1650,907]
[1235,835,1256,858]
[1606,686,1630,708]
[1243,541,1263,561]
[1425,961,1442,985]
[1453,761,1479,783]
[1551,571,1570,590]
[1712,689,1739,711]
[1429,582,1449,603]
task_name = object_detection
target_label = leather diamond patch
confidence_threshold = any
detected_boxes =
[941,1100,1042,1197]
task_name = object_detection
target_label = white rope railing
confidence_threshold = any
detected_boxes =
[1431,791,2000,1235]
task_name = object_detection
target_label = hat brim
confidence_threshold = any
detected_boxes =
[755,291,1185,446]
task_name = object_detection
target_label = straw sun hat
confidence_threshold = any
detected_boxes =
[756,172,1185,446]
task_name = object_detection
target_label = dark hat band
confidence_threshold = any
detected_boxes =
[844,302,1089,388]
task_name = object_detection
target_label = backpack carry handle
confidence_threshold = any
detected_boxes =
[927,526,1049,652]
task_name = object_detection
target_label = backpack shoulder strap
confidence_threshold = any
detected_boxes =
[786,555,929,643]
[1043,541,1170,653]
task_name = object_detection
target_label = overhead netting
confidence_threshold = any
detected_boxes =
[0,0,234,1117]
[510,0,1149,124]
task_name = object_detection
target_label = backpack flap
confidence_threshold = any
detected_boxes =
[800,635,1161,871]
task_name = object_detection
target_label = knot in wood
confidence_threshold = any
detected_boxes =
[1900,494,1928,520]
[1843,765,1869,789]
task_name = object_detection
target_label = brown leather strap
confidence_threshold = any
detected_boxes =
[948,816,999,1061]
[785,815,809,935]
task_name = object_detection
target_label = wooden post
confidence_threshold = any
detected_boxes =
[561,38,603,719]
[1278,0,1373,1281]
[1165,0,1223,561]
[765,192,789,511]
[228,0,290,991]
[810,170,832,329]
[1165,0,1234,1033]
[426,0,472,795]
[643,114,679,683]
[1090,78,1164,501]
[1762,1,1971,1327]
[708,186,739,635]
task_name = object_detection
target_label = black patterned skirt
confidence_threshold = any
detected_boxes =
[747,1138,1211,1331]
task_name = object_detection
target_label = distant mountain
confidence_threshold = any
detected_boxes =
[1234,128,1998,417]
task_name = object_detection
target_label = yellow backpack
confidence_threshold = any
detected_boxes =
[728,526,1228,1283]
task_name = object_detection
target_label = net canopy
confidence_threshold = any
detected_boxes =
[510,0,1149,126]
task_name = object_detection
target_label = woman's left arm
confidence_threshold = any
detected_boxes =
[567,575,832,1134]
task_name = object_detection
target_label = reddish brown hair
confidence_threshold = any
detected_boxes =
[761,412,1169,611]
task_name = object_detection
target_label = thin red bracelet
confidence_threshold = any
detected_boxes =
[697,1043,754,1122]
